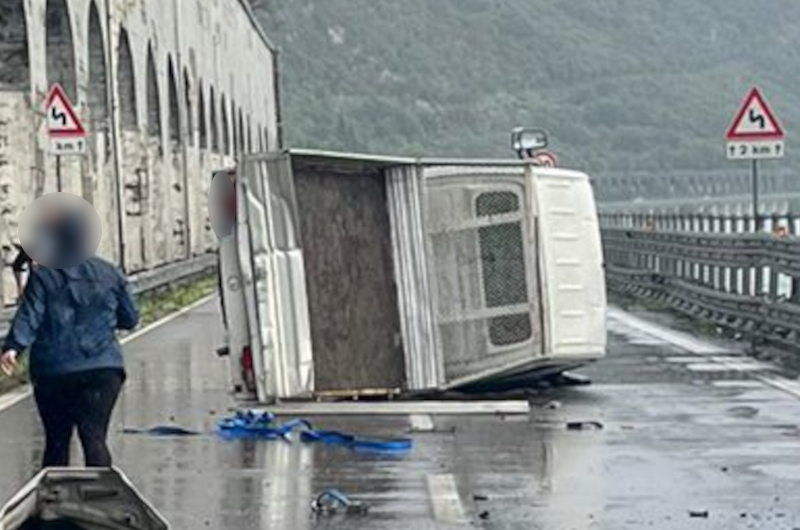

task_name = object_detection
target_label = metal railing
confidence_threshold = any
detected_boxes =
[601,212,800,351]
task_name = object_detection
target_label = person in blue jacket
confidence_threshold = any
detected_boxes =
[0,216,139,468]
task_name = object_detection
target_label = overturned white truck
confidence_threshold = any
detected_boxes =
[216,150,606,402]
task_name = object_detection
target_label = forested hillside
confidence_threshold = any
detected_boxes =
[252,0,800,175]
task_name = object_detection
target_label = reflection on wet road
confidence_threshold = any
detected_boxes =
[2,300,800,529]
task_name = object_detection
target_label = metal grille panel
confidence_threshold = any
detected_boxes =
[426,181,540,382]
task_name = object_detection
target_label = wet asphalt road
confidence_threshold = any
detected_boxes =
[2,300,800,529]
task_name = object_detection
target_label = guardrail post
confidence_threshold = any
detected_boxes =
[742,214,761,296]
[720,213,733,293]
[681,214,691,278]
[792,214,800,304]
[708,215,717,289]
[768,212,782,300]
[741,214,753,296]
[694,214,703,281]
[730,214,739,294]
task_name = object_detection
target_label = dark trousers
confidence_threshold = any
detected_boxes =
[33,368,125,468]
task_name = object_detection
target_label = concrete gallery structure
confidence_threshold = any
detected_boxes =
[0,0,279,303]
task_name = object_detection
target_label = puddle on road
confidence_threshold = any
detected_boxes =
[751,464,800,480]
[703,441,800,458]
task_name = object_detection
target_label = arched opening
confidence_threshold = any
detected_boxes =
[263,127,269,151]
[220,95,229,155]
[258,125,264,152]
[209,87,219,152]
[184,69,193,146]
[146,44,162,157]
[231,100,238,157]
[117,27,144,270]
[246,116,253,153]
[117,28,136,131]
[238,108,245,154]
[87,1,109,163]
[0,1,30,90]
[198,83,207,149]
[167,56,180,154]
[45,0,76,100]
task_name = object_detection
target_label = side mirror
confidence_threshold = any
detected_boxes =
[511,127,548,157]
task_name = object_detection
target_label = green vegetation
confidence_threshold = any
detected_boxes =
[253,0,800,176]
[0,273,218,393]
[135,274,217,328]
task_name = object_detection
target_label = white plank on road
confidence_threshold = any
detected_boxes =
[269,400,530,416]
[427,474,468,524]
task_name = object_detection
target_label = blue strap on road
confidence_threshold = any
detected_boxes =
[216,410,413,453]
[299,429,413,452]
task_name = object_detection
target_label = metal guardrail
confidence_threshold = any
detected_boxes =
[601,213,800,352]
[0,253,218,338]
[603,229,800,287]
[127,253,218,295]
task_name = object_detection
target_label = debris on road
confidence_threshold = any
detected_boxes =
[217,409,413,452]
[478,510,490,520]
[566,421,604,430]
[122,425,201,436]
[542,400,562,410]
[726,406,759,418]
[311,489,369,516]
[473,494,489,501]
[408,414,435,432]
[688,510,709,518]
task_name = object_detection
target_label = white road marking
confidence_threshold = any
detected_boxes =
[666,356,714,363]
[0,294,218,414]
[712,380,765,388]
[0,385,33,412]
[427,474,468,524]
[629,339,664,345]
[608,307,800,400]
[687,362,765,372]
[409,414,435,432]
[710,355,759,364]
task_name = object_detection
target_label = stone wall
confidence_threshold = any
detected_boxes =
[0,0,278,304]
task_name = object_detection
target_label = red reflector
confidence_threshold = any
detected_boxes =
[241,345,253,370]
[241,345,256,394]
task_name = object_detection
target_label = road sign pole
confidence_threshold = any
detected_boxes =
[752,158,759,231]
[56,155,62,192]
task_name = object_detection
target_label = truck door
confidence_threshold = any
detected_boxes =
[239,153,314,400]
[423,167,544,387]
[216,167,266,401]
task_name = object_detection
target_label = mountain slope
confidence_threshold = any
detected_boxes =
[252,0,800,174]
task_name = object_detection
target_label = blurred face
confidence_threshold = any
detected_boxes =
[18,193,102,269]
[208,171,236,239]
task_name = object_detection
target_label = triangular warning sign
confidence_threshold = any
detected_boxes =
[726,88,784,141]
[44,83,86,137]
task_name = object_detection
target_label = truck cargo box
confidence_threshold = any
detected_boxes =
[218,150,606,401]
